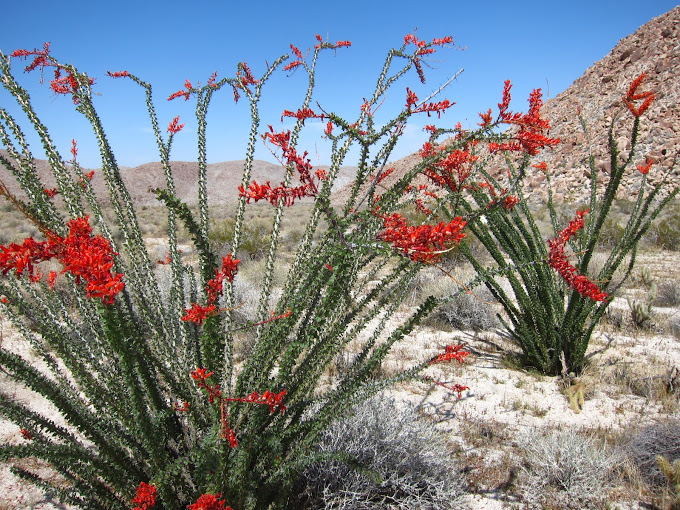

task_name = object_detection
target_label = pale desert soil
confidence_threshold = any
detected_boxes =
[1,250,679,509]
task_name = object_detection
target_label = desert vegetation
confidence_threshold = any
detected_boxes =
[0,30,679,510]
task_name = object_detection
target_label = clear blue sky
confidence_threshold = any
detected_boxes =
[1,1,677,169]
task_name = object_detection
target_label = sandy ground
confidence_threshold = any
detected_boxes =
[1,251,679,509]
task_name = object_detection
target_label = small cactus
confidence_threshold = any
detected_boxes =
[656,454,680,509]
[628,274,657,328]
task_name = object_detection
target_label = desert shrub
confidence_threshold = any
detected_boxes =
[627,419,680,489]
[518,429,620,509]
[655,280,680,307]
[649,210,680,251]
[669,316,680,339]
[597,215,626,249]
[459,91,679,374]
[296,395,464,509]
[428,286,499,331]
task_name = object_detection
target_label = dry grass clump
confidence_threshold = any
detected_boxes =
[296,395,465,509]
[626,419,680,489]
[517,429,620,509]
[656,280,680,308]
[405,266,499,332]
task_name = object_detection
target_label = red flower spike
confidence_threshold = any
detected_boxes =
[412,99,454,118]
[181,303,218,324]
[283,59,303,72]
[0,216,124,303]
[502,195,520,211]
[107,70,129,78]
[281,107,324,124]
[636,157,653,175]
[187,493,232,510]
[207,71,218,87]
[432,36,453,46]
[405,87,418,109]
[478,108,493,127]
[221,254,240,283]
[239,128,323,207]
[168,79,192,101]
[20,428,33,440]
[532,161,548,171]
[131,482,156,510]
[290,44,303,59]
[167,116,185,134]
[191,367,214,382]
[425,377,469,399]
[47,270,57,289]
[430,344,469,364]
[548,210,609,302]
[44,188,59,198]
[377,213,466,262]
[624,73,655,117]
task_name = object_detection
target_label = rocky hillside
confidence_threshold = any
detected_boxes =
[534,4,680,203]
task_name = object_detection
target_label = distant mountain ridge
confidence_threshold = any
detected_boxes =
[0,154,357,207]
[3,7,679,209]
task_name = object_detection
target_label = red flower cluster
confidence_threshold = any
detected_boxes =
[131,482,156,510]
[0,216,124,304]
[11,43,94,104]
[487,81,559,155]
[624,73,655,117]
[636,157,653,175]
[430,344,469,364]
[182,303,218,325]
[313,33,352,50]
[420,140,478,193]
[167,116,185,134]
[182,255,240,324]
[405,88,454,118]
[190,367,287,449]
[403,34,454,83]
[188,493,233,510]
[228,389,288,414]
[548,210,609,302]
[424,377,469,399]
[280,107,325,124]
[130,484,233,510]
[20,428,33,440]
[190,368,222,403]
[238,127,325,206]
[107,70,130,78]
[168,79,193,101]
[376,212,466,262]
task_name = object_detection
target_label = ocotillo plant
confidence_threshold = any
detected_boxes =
[0,35,485,510]
[0,33,637,509]
[441,73,677,375]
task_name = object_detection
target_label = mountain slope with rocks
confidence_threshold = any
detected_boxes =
[535,4,680,203]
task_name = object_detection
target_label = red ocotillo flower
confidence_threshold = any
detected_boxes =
[624,73,655,117]
[548,210,609,302]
